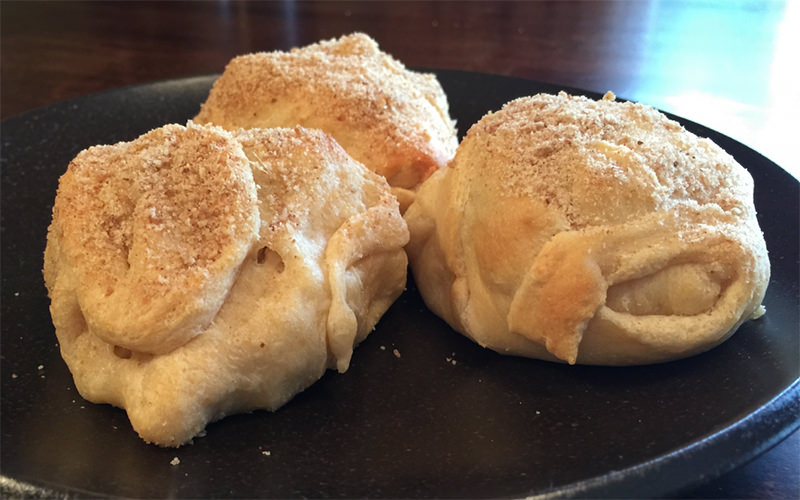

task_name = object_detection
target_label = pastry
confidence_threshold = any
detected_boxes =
[194,32,458,210]
[44,122,409,446]
[405,91,770,365]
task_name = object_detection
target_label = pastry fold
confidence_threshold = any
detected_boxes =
[44,123,409,445]
[405,92,769,365]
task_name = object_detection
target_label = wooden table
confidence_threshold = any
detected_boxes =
[2,1,798,498]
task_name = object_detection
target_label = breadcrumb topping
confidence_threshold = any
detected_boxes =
[51,122,260,353]
[465,92,753,228]
[194,33,458,191]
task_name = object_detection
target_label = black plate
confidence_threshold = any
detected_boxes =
[1,70,798,499]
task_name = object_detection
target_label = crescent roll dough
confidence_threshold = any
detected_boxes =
[44,122,409,446]
[194,32,458,210]
[405,91,770,365]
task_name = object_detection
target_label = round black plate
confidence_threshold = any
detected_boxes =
[1,70,798,499]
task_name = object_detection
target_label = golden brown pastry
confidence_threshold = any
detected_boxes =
[44,122,409,446]
[405,91,769,365]
[194,32,458,210]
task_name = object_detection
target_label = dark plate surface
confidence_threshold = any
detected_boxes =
[1,70,798,499]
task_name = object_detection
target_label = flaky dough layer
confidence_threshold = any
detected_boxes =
[194,32,458,209]
[44,123,409,446]
[405,92,769,365]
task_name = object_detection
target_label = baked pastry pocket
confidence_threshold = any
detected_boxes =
[508,210,769,365]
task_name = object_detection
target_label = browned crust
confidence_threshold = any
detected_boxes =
[49,122,260,354]
[44,123,409,446]
[405,91,770,365]
[194,33,458,198]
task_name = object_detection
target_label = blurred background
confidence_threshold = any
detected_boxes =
[1,0,798,178]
